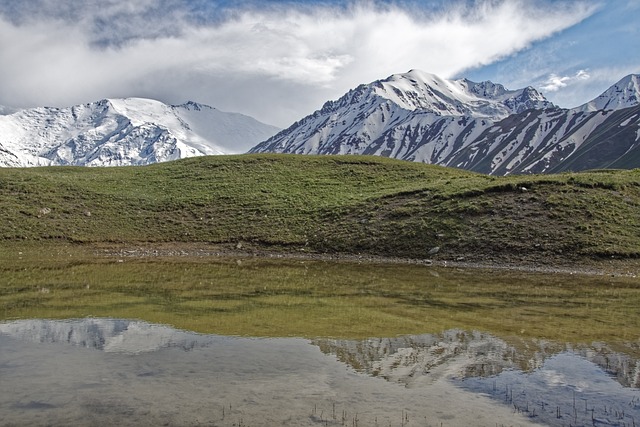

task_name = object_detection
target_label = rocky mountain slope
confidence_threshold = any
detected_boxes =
[451,104,640,174]
[250,72,640,174]
[0,98,280,167]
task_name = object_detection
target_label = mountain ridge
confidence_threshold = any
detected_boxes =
[251,71,640,175]
[576,74,640,113]
[1,72,638,173]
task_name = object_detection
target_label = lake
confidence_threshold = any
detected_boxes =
[1,254,639,426]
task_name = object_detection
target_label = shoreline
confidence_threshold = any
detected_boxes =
[94,242,640,278]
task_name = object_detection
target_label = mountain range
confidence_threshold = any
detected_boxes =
[0,98,280,167]
[0,72,638,173]
[251,71,640,174]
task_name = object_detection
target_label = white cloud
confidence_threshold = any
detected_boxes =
[0,0,598,127]
[541,64,640,108]
[540,69,591,92]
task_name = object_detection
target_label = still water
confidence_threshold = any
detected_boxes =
[1,257,639,426]
[1,318,638,427]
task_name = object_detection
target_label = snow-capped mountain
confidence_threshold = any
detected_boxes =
[317,70,552,121]
[0,98,280,167]
[251,70,551,160]
[251,72,640,174]
[576,74,640,112]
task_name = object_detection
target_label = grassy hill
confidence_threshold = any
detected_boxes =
[1,154,639,267]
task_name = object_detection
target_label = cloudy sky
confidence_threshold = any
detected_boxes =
[0,0,638,127]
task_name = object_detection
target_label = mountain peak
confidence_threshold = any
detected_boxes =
[460,79,509,98]
[615,73,640,90]
[378,70,553,118]
[310,70,553,125]
[577,73,640,112]
[172,101,215,112]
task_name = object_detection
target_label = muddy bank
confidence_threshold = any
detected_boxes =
[94,242,640,278]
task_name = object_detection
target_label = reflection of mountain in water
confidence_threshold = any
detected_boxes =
[2,319,638,388]
[313,331,640,388]
[581,342,640,388]
[0,318,226,354]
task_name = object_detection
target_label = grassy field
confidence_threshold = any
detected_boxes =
[1,155,640,339]
[0,154,639,266]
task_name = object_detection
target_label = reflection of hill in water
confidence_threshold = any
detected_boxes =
[313,331,640,388]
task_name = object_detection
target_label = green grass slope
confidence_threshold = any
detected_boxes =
[1,154,639,265]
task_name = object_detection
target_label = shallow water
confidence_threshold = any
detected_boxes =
[1,257,640,426]
[1,318,639,427]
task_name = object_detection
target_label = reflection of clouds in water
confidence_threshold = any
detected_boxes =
[461,352,640,427]
[539,368,591,392]
[539,369,568,387]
